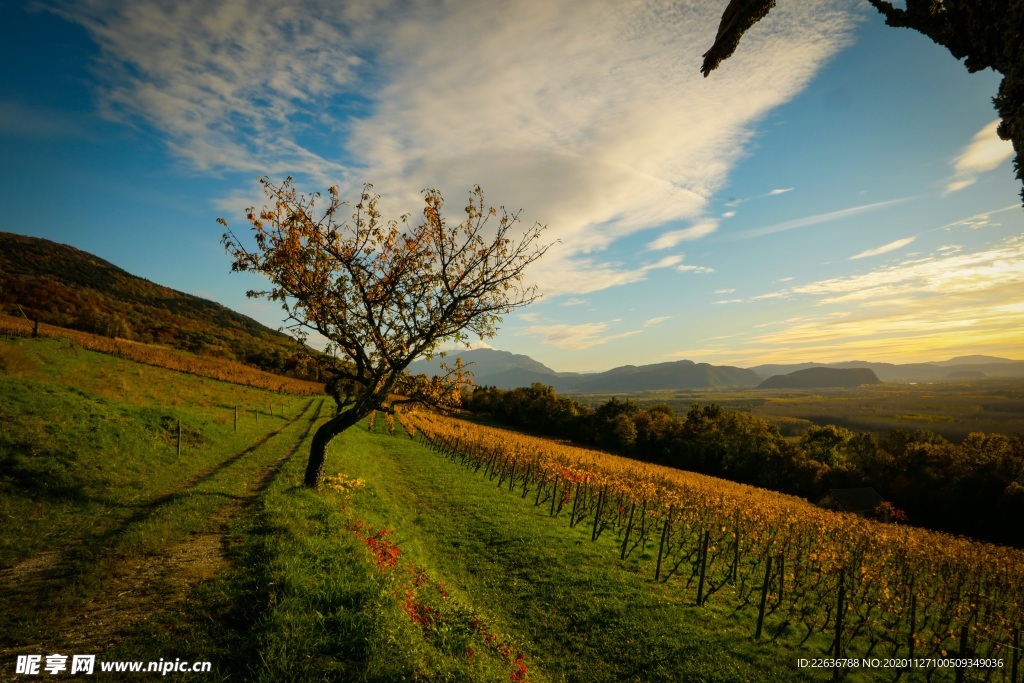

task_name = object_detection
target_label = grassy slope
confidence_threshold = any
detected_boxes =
[3,336,939,682]
[245,422,896,683]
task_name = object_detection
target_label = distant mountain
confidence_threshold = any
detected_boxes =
[561,360,760,393]
[750,358,1024,382]
[934,355,1017,366]
[758,367,881,389]
[0,232,314,378]
[409,350,760,392]
[408,348,571,385]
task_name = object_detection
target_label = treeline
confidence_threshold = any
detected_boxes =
[463,383,1024,548]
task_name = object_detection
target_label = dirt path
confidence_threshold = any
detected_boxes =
[0,399,323,671]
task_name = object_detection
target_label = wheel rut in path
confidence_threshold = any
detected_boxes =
[0,398,325,665]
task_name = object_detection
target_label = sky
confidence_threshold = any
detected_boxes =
[2,0,1022,373]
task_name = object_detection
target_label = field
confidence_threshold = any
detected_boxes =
[2,335,1022,681]
[569,381,1024,439]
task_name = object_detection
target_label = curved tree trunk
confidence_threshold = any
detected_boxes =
[304,408,368,488]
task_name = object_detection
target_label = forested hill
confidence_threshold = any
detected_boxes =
[408,349,761,391]
[0,231,316,379]
[758,367,882,389]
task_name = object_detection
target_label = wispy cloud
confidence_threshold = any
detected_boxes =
[523,321,643,350]
[944,120,1014,194]
[643,316,671,327]
[706,236,1024,363]
[677,264,715,274]
[939,204,1019,231]
[850,236,916,260]
[728,197,916,240]
[647,219,718,250]
[724,186,796,208]
[53,0,863,296]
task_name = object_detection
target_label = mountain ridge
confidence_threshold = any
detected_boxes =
[410,348,1024,392]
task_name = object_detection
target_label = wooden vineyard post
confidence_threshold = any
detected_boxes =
[535,475,546,506]
[1012,626,1019,683]
[832,568,846,683]
[177,419,182,458]
[255,408,258,423]
[696,529,710,606]
[655,507,673,582]
[731,515,740,584]
[591,488,605,542]
[777,552,785,608]
[908,589,917,665]
[756,555,773,639]
[954,625,969,683]
[569,481,582,527]
[640,501,649,554]
[620,502,636,560]
[234,406,237,432]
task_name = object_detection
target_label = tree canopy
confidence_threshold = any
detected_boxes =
[702,0,1024,205]
[220,178,551,487]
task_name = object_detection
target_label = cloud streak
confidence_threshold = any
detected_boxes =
[945,120,1014,194]
[694,236,1024,364]
[727,197,916,240]
[850,236,916,260]
[52,0,863,297]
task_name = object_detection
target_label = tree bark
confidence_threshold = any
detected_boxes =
[303,408,368,488]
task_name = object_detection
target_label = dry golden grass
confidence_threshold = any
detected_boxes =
[0,312,323,395]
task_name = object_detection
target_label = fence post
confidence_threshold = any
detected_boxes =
[908,590,917,663]
[620,502,636,560]
[177,419,182,458]
[732,517,740,584]
[696,529,710,606]
[591,488,605,542]
[954,625,969,683]
[234,406,237,432]
[755,555,773,639]
[655,507,673,582]
[777,552,785,607]
[1012,626,1019,683]
[832,568,846,683]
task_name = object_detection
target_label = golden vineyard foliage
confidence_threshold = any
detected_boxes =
[0,313,324,395]
[402,409,1024,671]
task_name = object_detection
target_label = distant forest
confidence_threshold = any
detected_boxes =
[464,384,1024,548]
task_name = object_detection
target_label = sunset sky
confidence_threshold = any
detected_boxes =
[2,0,1021,372]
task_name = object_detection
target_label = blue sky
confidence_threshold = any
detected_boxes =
[2,0,1021,372]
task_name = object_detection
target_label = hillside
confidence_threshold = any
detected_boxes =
[6,336,1018,682]
[757,366,882,389]
[751,357,1024,382]
[409,349,759,391]
[0,231,315,378]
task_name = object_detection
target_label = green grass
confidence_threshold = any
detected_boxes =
[2,336,954,681]
[0,337,301,567]
[229,422,845,682]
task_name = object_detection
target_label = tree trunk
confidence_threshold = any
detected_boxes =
[303,408,368,488]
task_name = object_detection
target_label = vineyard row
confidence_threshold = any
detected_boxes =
[397,409,1024,683]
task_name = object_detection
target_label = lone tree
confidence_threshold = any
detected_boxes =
[220,178,551,487]
[701,0,1024,205]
